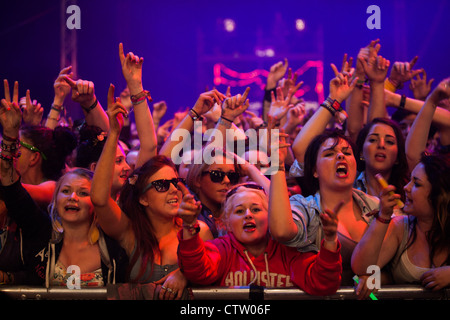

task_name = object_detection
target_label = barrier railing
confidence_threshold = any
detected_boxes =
[0,285,448,300]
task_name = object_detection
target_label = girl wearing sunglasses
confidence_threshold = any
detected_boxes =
[185,148,241,238]
[91,85,211,300]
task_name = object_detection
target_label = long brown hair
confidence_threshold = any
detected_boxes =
[118,155,181,282]
[405,153,450,266]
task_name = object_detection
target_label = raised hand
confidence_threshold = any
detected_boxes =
[106,84,128,136]
[355,40,380,80]
[192,89,226,117]
[21,89,43,126]
[329,64,358,103]
[119,43,143,92]
[378,184,401,219]
[427,77,450,105]
[152,101,167,123]
[388,56,422,88]
[359,51,390,84]
[284,103,306,131]
[267,58,288,89]
[1,80,22,137]
[340,53,355,77]
[53,66,73,103]
[280,67,304,100]
[63,76,97,109]
[177,182,202,225]
[410,69,435,100]
[269,120,290,166]
[221,87,250,122]
[320,201,343,242]
[269,87,296,122]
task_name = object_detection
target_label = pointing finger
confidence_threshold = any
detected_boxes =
[62,75,77,88]
[409,56,418,69]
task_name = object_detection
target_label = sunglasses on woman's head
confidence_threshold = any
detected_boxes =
[142,178,185,194]
[225,183,265,200]
[202,170,240,185]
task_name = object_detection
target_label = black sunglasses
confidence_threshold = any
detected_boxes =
[202,170,240,185]
[225,183,265,200]
[142,178,185,194]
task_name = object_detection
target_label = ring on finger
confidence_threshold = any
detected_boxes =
[166,287,173,293]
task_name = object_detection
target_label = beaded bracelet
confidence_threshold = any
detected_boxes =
[0,151,21,162]
[1,139,20,153]
[366,210,392,224]
[182,222,201,236]
[375,212,391,224]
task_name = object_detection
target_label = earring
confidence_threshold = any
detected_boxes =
[89,222,100,245]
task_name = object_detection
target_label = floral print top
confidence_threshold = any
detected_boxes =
[51,260,104,287]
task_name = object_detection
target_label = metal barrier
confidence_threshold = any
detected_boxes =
[0,285,449,300]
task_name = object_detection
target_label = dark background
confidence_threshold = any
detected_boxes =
[1,0,449,123]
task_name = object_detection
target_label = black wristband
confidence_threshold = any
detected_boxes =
[263,88,276,103]
[399,94,406,109]
[83,99,98,113]
[220,115,233,123]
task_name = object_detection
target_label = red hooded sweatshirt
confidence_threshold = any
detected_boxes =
[177,231,342,296]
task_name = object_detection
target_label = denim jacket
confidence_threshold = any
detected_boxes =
[285,189,379,252]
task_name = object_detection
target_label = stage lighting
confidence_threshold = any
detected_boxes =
[295,19,305,31]
[224,19,236,32]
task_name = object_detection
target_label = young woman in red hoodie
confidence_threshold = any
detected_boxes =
[177,133,343,296]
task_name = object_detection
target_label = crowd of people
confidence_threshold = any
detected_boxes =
[0,39,449,300]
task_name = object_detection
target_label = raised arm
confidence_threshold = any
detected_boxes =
[210,87,250,152]
[119,43,157,167]
[263,58,289,121]
[409,69,434,101]
[385,89,450,128]
[405,78,450,171]
[21,90,43,127]
[158,89,225,157]
[386,56,422,93]
[0,80,21,186]
[268,127,298,242]
[345,46,368,142]
[45,66,72,129]
[63,76,109,132]
[358,40,390,121]
[351,183,402,276]
[291,65,357,163]
[90,84,130,242]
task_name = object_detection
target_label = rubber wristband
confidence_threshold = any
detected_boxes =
[399,94,407,109]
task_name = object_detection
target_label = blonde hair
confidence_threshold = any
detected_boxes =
[48,167,98,244]
[221,183,268,228]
